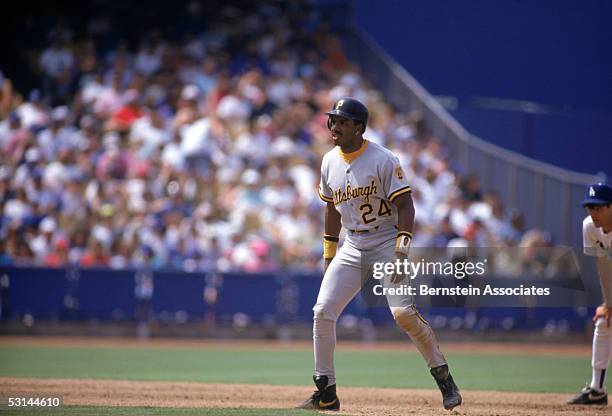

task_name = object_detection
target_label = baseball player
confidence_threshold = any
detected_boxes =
[297,97,461,411]
[568,183,612,405]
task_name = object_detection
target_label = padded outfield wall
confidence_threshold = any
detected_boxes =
[0,266,601,337]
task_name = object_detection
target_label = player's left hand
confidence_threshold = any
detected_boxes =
[390,232,411,284]
[593,304,611,327]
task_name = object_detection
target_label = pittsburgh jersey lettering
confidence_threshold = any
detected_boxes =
[319,140,412,249]
[333,180,377,204]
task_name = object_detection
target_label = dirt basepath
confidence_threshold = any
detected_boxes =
[0,377,605,416]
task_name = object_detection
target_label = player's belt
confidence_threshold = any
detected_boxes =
[348,226,379,234]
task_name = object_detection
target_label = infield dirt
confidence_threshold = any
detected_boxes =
[0,377,607,416]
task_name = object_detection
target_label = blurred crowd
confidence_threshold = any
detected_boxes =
[0,1,546,274]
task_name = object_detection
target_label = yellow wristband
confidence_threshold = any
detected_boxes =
[395,231,413,256]
[323,235,339,259]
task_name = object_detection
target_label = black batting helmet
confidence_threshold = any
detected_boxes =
[326,97,368,133]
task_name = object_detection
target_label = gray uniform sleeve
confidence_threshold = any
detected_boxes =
[319,158,334,203]
[381,155,411,203]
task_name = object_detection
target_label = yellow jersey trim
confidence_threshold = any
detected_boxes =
[319,189,334,203]
[338,140,369,164]
[388,186,412,203]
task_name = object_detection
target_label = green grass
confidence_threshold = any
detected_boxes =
[0,345,589,393]
[0,406,317,416]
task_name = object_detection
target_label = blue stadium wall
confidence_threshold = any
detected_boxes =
[0,267,594,333]
[351,0,612,178]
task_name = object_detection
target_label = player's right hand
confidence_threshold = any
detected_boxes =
[593,304,611,327]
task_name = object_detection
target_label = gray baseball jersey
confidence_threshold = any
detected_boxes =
[318,140,411,250]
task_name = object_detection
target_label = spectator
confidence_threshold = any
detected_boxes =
[0,240,12,265]
[44,236,70,267]
[30,216,57,263]
[37,106,76,161]
[16,90,49,131]
[2,113,31,165]
[134,40,163,77]
[4,189,33,224]
[39,36,75,104]
[80,239,110,267]
[432,216,460,248]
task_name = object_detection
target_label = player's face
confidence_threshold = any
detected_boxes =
[328,115,361,149]
[586,204,612,228]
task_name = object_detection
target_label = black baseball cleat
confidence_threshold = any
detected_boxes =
[296,375,340,411]
[431,364,462,410]
[567,386,608,405]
